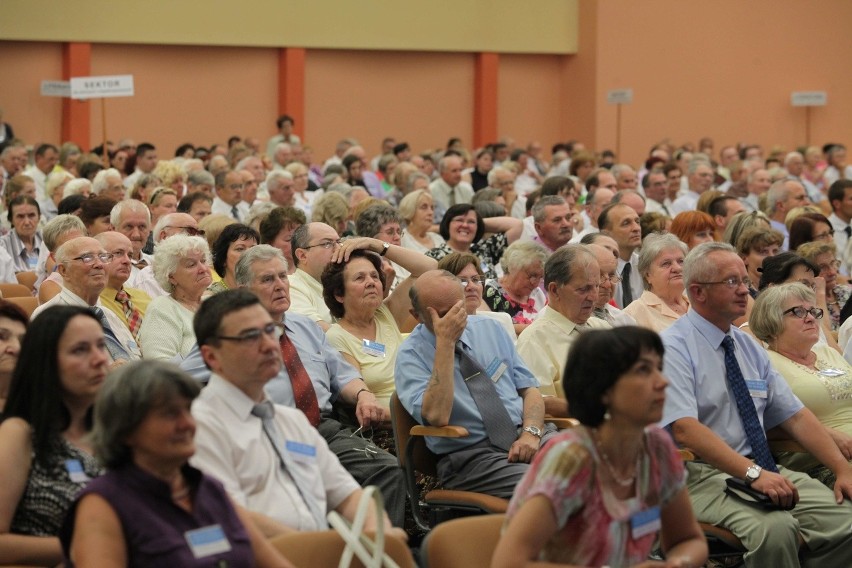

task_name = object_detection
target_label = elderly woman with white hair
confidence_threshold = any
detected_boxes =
[398,189,444,253]
[62,178,92,199]
[137,235,212,360]
[624,232,690,333]
[40,170,74,221]
[483,240,549,335]
[91,168,126,201]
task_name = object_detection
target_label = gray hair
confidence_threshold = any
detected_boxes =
[750,282,815,344]
[181,158,204,174]
[62,178,92,198]
[637,233,688,290]
[327,182,355,199]
[152,234,211,293]
[687,158,712,176]
[187,169,214,186]
[245,201,278,230]
[355,204,400,238]
[766,179,794,214]
[487,166,513,186]
[91,360,201,469]
[289,223,312,268]
[92,168,122,195]
[532,195,568,223]
[398,189,431,224]
[45,170,75,200]
[500,241,549,275]
[235,244,287,286]
[683,242,737,299]
[235,156,261,172]
[611,163,635,179]
[544,244,597,288]
[266,169,293,189]
[611,189,646,205]
[406,172,430,194]
[784,151,804,167]
[110,199,150,228]
[42,214,86,251]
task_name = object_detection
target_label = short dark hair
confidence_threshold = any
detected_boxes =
[35,143,58,157]
[707,195,738,219]
[174,143,195,158]
[177,191,212,214]
[321,249,386,319]
[563,326,664,427]
[439,204,484,242]
[828,179,852,208]
[58,194,87,215]
[136,142,156,157]
[597,202,625,231]
[436,251,484,277]
[757,251,818,291]
[540,176,574,197]
[7,195,40,223]
[4,306,99,466]
[193,288,261,348]
[79,196,117,228]
[276,114,295,129]
[78,161,104,181]
[0,299,29,327]
[289,223,312,268]
[392,142,410,156]
[211,223,259,277]
[259,206,306,245]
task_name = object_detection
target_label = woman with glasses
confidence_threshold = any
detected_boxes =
[138,235,212,361]
[788,212,834,252]
[320,237,437,418]
[750,283,852,488]
[798,241,850,332]
[355,204,408,292]
[482,241,549,336]
[0,306,108,566]
[624,233,690,333]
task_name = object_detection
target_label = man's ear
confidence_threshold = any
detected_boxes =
[200,344,219,373]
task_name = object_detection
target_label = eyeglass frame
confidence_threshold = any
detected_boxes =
[782,306,824,320]
[213,322,284,344]
[164,225,206,237]
[67,252,114,265]
[459,275,485,287]
[300,239,341,251]
[695,276,752,289]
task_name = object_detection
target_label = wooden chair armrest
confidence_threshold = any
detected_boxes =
[410,425,470,438]
[678,448,697,461]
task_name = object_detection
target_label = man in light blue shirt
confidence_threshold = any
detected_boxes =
[395,269,552,498]
[661,242,852,567]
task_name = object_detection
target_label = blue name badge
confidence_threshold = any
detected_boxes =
[65,459,90,483]
[286,440,317,463]
[630,506,661,540]
[485,358,507,383]
[185,524,232,558]
[362,339,386,358]
[745,379,768,399]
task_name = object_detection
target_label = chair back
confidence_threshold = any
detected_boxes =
[421,514,505,568]
[15,271,37,291]
[5,296,39,319]
[0,283,33,298]
[391,392,439,477]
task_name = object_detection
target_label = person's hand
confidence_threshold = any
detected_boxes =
[355,391,383,428]
[508,431,540,463]
[109,359,128,371]
[749,470,799,509]
[429,300,466,344]
[829,428,852,460]
[831,468,852,503]
[332,237,381,263]
[814,276,828,300]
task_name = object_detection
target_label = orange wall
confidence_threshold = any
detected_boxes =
[305,50,474,157]
[3,0,852,167]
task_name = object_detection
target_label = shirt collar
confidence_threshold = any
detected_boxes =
[684,309,730,350]
[206,373,261,421]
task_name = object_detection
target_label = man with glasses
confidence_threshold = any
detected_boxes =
[642,171,670,215]
[212,170,248,222]
[94,231,151,340]
[190,289,404,537]
[516,245,610,418]
[288,222,342,331]
[661,242,852,567]
[396,269,554,499]
[31,236,141,362]
[111,200,153,289]
[589,243,636,327]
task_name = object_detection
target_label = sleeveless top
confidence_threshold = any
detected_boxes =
[11,436,102,536]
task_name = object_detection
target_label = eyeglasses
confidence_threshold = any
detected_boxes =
[302,239,340,250]
[813,230,835,240]
[215,322,283,344]
[165,225,206,237]
[68,253,114,265]
[817,260,841,273]
[459,275,485,287]
[601,273,622,284]
[783,306,824,320]
[697,277,751,289]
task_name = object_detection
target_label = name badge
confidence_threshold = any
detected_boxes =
[185,525,232,558]
[745,379,768,399]
[286,440,317,463]
[630,506,661,540]
[819,367,847,378]
[485,358,507,383]
[362,339,386,358]
[65,459,90,483]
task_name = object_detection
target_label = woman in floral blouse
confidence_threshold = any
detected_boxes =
[483,240,549,336]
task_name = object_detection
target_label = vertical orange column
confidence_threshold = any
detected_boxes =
[277,48,306,139]
[473,52,499,148]
[61,42,91,148]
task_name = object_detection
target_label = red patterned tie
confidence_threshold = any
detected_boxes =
[280,332,321,426]
[115,289,143,339]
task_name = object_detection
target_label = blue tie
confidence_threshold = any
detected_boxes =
[721,336,778,472]
[90,306,131,362]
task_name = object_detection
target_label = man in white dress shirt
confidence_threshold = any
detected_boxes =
[22,143,58,201]
[670,159,714,215]
[212,170,249,222]
[599,203,643,308]
[429,155,474,222]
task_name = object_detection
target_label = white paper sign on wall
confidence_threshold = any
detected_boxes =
[791,91,827,107]
[70,75,134,100]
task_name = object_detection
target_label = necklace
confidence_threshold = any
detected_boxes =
[592,429,639,488]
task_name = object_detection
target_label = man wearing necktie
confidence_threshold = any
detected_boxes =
[661,242,852,567]
[190,289,403,540]
[600,203,642,309]
[211,170,249,223]
[94,231,151,339]
[396,270,554,499]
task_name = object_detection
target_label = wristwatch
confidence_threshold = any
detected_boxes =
[745,463,762,484]
[379,242,390,256]
[523,425,543,438]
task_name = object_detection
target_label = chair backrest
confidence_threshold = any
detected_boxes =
[390,392,439,477]
[271,529,415,568]
[421,514,505,568]
[5,296,39,319]
[15,271,37,291]
[0,283,33,299]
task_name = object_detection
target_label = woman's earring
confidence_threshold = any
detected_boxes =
[603,410,612,421]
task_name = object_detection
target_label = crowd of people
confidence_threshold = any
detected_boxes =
[3,117,852,566]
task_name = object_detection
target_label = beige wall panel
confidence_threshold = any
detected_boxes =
[0,0,579,55]
[0,42,64,146]
[498,54,566,152]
